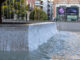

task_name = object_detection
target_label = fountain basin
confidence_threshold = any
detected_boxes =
[0,22,57,60]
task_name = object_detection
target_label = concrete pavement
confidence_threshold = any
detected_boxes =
[56,22,80,32]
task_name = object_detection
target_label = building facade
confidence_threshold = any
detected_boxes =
[35,0,53,20]
[53,0,80,21]
[26,0,35,8]
[47,0,53,20]
[35,0,48,13]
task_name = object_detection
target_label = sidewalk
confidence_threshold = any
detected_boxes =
[56,22,80,32]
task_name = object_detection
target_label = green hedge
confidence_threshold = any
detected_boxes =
[30,8,48,21]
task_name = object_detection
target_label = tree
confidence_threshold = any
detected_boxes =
[1,0,27,20]
[0,0,6,23]
[30,8,48,21]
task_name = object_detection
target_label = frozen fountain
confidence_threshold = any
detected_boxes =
[29,25,80,60]
[0,22,57,60]
[0,22,80,60]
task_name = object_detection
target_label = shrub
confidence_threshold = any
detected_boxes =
[30,8,48,21]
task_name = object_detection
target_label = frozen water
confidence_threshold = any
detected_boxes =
[30,31,80,60]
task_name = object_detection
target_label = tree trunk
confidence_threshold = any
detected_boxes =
[0,4,2,23]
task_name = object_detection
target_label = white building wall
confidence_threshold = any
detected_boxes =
[35,0,53,19]
[35,0,48,14]
[43,0,48,14]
